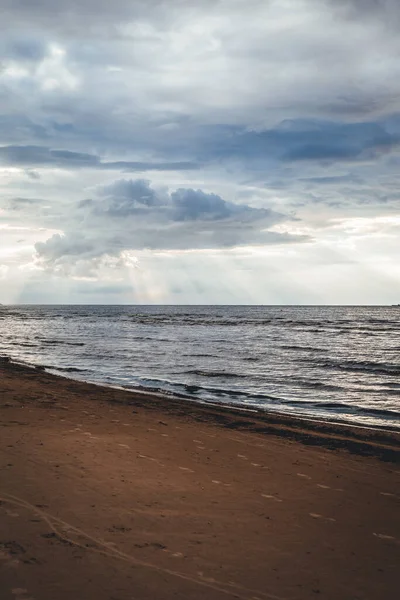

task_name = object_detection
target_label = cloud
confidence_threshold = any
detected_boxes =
[201,117,400,165]
[0,145,199,171]
[2,38,47,63]
[0,0,399,303]
[171,188,235,221]
[91,179,280,222]
[4,197,44,210]
[0,0,144,30]
[329,0,400,24]
[33,178,306,272]
[1,115,399,176]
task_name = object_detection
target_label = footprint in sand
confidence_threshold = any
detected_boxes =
[137,454,164,466]
[373,533,396,541]
[261,494,282,503]
[210,480,231,487]
[309,513,336,522]
[0,546,21,568]
[11,590,34,599]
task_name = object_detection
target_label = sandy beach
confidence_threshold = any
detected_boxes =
[1,358,399,600]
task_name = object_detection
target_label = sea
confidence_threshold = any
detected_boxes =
[0,305,399,430]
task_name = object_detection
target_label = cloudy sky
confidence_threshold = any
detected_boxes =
[0,0,399,304]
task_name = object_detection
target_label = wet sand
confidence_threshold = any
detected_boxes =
[1,358,399,600]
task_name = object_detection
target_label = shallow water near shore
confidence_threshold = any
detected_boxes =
[0,305,399,429]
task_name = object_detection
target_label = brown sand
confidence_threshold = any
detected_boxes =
[1,359,399,600]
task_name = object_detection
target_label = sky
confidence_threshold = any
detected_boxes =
[0,0,399,304]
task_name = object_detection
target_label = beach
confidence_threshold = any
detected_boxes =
[2,304,399,430]
[1,359,399,600]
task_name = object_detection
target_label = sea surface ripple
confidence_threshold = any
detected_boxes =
[0,305,399,429]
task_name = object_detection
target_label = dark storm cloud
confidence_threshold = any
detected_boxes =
[299,174,363,185]
[0,117,49,145]
[203,118,400,164]
[329,0,400,21]
[2,39,47,62]
[0,0,141,29]
[104,161,199,173]
[1,0,399,179]
[171,189,233,221]
[0,0,214,34]
[2,115,399,173]
[83,178,281,224]
[0,145,99,167]
[0,145,199,171]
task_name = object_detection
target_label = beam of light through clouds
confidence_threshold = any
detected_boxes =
[0,0,399,303]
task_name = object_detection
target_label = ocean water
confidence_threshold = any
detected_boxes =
[0,305,399,430]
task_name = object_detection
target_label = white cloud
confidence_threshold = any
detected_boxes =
[31,178,303,278]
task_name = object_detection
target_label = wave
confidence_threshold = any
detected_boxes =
[131,378,400,421]
[3,308,399,334]
[183,369,246,379]
[315,359,400,377]
[276,400,400,420]
[45,365,88,373]
[291,379,343,391]
[37,338,85,347]
[280,345,327,353]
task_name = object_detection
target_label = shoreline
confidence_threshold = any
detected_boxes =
[1,355,399,599]
[1,356,400,462]
[2,353,400,438]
